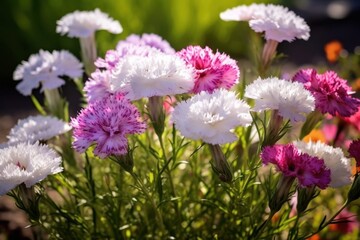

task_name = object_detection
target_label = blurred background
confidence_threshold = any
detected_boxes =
[0,0,360,136]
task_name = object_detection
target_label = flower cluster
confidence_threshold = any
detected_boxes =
[4,4,360,240]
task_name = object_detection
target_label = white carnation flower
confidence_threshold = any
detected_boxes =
[110,52,195,100]
[172,89,252,145]
[56,8,122,38]
[0,142,63,195]
[220,4,310,43]
[7,115,72,144]
[249,4,310,42]
[293,141,352,188]
[245,77,315,122]
[13,50,83,96]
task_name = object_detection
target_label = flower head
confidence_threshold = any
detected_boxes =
[220,4,310,42]
[71,93,146,158]
[7,115,71,144]
[293,140,352,187]
[245,77,315,122]
[349,139,360,167]
[110,52,195,100]
[56,8,122,38]
[292,69,360,117]
[13,50,83,96]
[0,142,63,195]
[177,45,239,94]
[261,144,331,189]
[171,89,251,145]
[116,33,175,54]
[84,70,112,103]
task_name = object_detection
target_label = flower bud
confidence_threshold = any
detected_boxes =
[208,144,233,182]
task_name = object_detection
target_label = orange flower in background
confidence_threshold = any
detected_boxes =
[303,129,326,143]
[352,78,360,91]
[324,40,343,63]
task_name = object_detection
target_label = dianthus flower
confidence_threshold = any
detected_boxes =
[171,89,251,145]
[293,140,352,187]
[244,77,315,122]
[110,52,195,100]
[292,69,360,117]
[71,94,146,158]
[56,8,122,38]
[7,115,71,144]
[84,70,112,103]
[220,4,310,43]
[116,33,175,54]
[349,139,360,167]
[13,50,83,96]
[95,45,161,71]
[0,142,63,195]
[177,45,239,94]
[261,144,330,189]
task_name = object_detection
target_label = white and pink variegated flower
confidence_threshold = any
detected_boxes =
[177,45,239,94]
[71,93,146,158]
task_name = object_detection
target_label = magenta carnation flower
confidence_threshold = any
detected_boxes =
[71,94,146,158]
[292,69,360,117]
[84,70,112,103]
[261,144,331,189]
[177,45,239,94]
[349,139,360,167]
[116,33,175,54]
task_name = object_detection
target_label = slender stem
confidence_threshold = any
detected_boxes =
[303,200,349,239]
[129,171,166,233]
[251,211,275,239]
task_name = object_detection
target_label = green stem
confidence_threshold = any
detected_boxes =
[251,211,275,239]
[303,200,349,239]
[129,171,166,233]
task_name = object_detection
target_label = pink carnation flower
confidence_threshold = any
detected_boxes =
[84,70,112,103]
[71,94,146,158]
[116,33,175,55]
[176,45,239,94]
[292,69,360,117]
[341,106,360,132]
[261,144,331,189]
[349,139,360,167]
